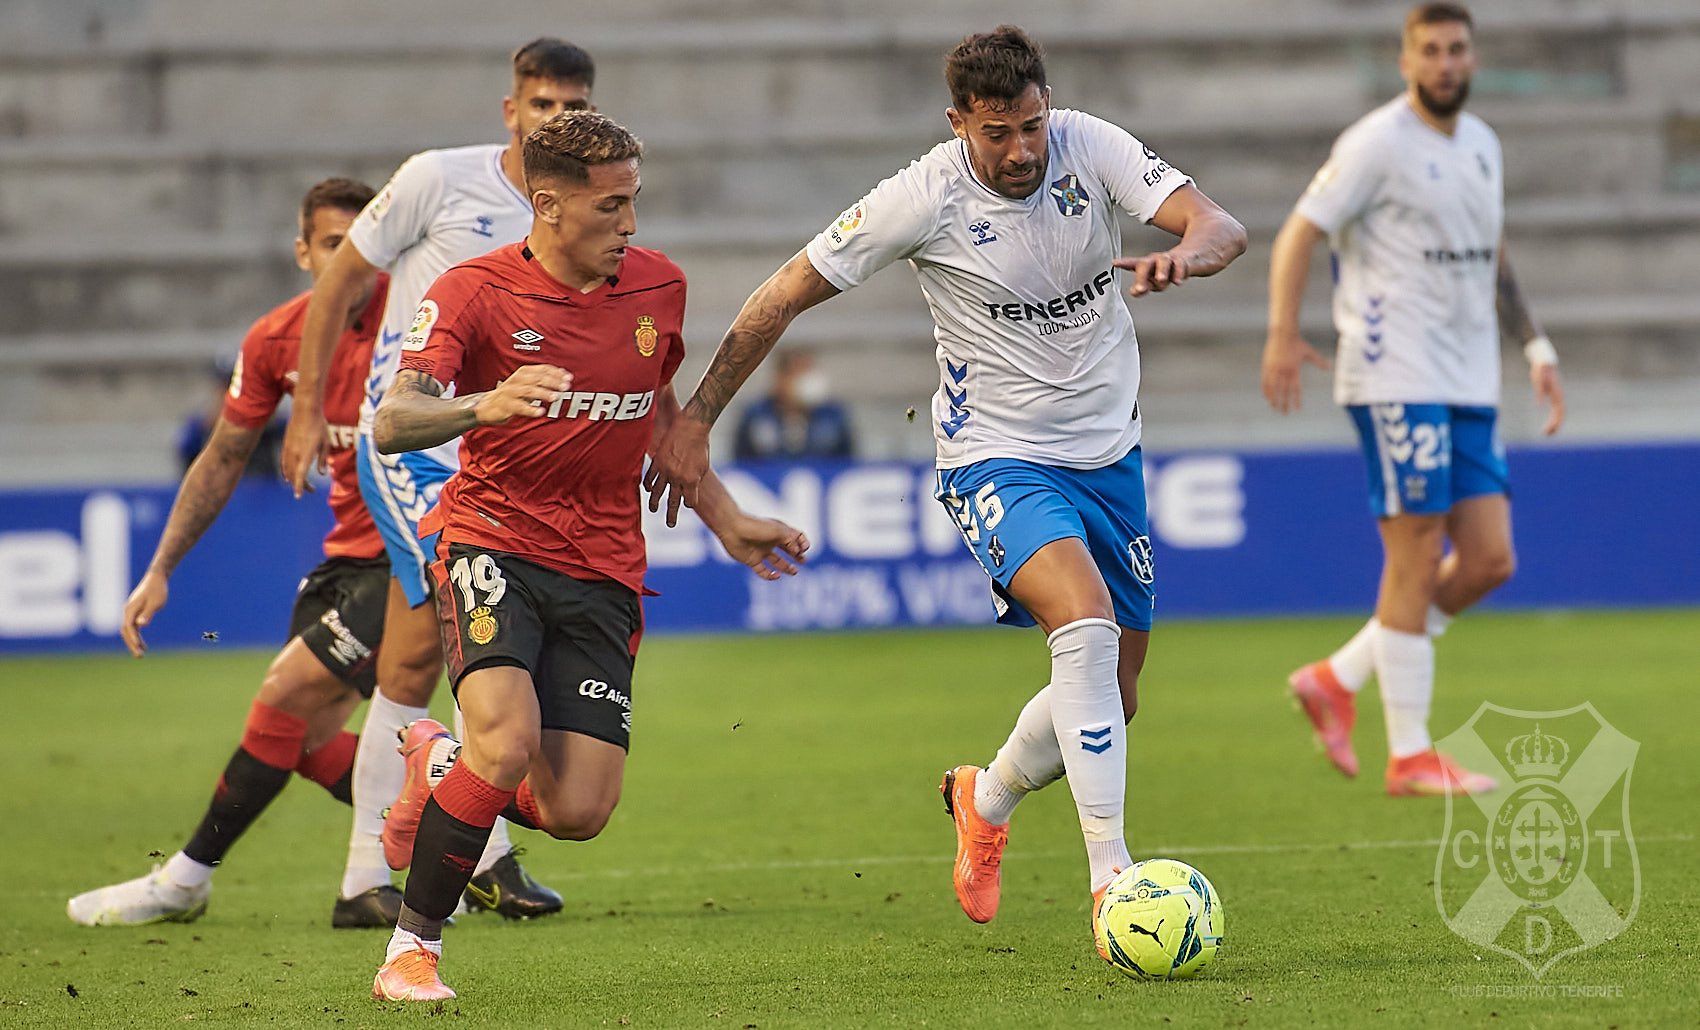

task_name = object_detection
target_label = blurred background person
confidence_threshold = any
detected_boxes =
[731,350,856,462]
[176,355,284,480]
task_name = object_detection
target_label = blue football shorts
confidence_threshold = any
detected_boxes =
[355,432,450,607]
[934,447,1154,631]
[1346,403,1509,517]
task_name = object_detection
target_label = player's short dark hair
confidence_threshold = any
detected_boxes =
[512,37,595,87]
[945,25,1047,113]
[1404,2,1474,42]
[299,177,375,241]
[523,111,643,189]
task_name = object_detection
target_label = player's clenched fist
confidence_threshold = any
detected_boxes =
[474,364,573,426]
[1114,251,1190,297]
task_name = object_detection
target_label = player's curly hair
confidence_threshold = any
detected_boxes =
[298,177,375,241]
[945,25,1047,113]
[523,111,643,189]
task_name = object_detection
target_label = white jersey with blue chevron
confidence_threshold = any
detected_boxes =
[346,143,532,467]
[1296,96,1504,407]
[804,108,1191,470]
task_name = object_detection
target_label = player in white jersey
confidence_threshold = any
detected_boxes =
[1260,3,1565,797]
[646,26,1246,952]
[280,38,597,918]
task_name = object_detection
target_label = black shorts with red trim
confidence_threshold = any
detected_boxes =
[289,555,389,696]
[431,544,641,751]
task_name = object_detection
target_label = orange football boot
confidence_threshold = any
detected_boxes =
[1091,882,1111,961]
[383,719,454,871]
[372,947,456,1002]
[1386,749,1498,797]
[939,766,1008,923]
[1289,660,1359,777]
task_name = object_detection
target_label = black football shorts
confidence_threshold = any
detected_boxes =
[431,544,641,751]
[289,555,389,696]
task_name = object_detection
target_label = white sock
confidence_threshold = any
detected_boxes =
[386,926,442,962]
[1374,625,1435,759]
[1087,838,1133,894]
[978,685,1066,825]
[425,736,460,789]
[1426,604,1454,638]
[1328,618,1379,692]
[162,851,214,890]
[454,705,514,876]
[342,689,427,899]
[1046,618,1127,888]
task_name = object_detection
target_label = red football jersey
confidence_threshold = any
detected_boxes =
[223,276,389,560]
[401,242,686,593]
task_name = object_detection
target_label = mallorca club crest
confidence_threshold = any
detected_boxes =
[1433,703,1640,978]
[634,315,658,358]
[467,606,498,646]
[1049,173,1089,217]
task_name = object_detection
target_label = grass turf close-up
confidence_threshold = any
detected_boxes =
[2,609,1695,1027]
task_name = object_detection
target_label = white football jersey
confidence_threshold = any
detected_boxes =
[805,108,1191,470]
[1297,96,1505,407]
[347,143,533,465]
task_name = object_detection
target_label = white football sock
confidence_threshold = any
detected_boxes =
[978,685,1066,825]
[162,851,214,890]
[342,688,426,899]
[1426,604,1454,639]
[386,926,443,962]
[1046,618,1127,886]
[1087,838,1133,894]
[1328,618,1378,692]
[1374,625,1435,759]
[454,705,513,876]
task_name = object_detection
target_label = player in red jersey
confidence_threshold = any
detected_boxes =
[67,179,404,930]
[364,111,808,1002]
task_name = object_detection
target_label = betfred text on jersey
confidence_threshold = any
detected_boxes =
[982,270,1116,323]
[544,390,655,422]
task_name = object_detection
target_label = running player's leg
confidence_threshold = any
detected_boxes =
[379,664,539,1001]
[1372,509,1448,760]
[1431,407,1516,626]
[68,639,359,926]
[1433,494,1515,620]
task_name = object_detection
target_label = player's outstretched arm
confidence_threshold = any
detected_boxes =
[122,417,264,657]
[281,241,380,496]
[648,385,809,580]
[644,251,840,524]
[1496,237,1564,436]
[373,366,572,454]
[1260,211,1333,414]
[1114,184,1248,298]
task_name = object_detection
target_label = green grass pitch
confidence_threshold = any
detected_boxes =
[2,610,1695,1027]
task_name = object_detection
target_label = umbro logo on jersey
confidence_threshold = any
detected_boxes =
[511,328,544,351]
[968,220,999,246]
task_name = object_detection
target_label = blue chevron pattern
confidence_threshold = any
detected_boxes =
[1080,725,1113,754]
[940,358,971,438]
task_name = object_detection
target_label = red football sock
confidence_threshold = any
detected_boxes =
[513,779,543,829]
[295,731,358,804]
[241,700,308,769]
[432,762,516,828]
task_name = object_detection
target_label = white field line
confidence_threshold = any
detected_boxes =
[547,831,1696,882]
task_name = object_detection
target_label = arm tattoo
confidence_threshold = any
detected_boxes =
[373,368,478,454]
[682,255,837,426]
[149,420,262,578]
[1495,250,1542,346]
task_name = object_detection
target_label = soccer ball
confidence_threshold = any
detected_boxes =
[1094,858,1224,980]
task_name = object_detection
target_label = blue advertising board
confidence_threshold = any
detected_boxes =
[1,443,1695,654]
